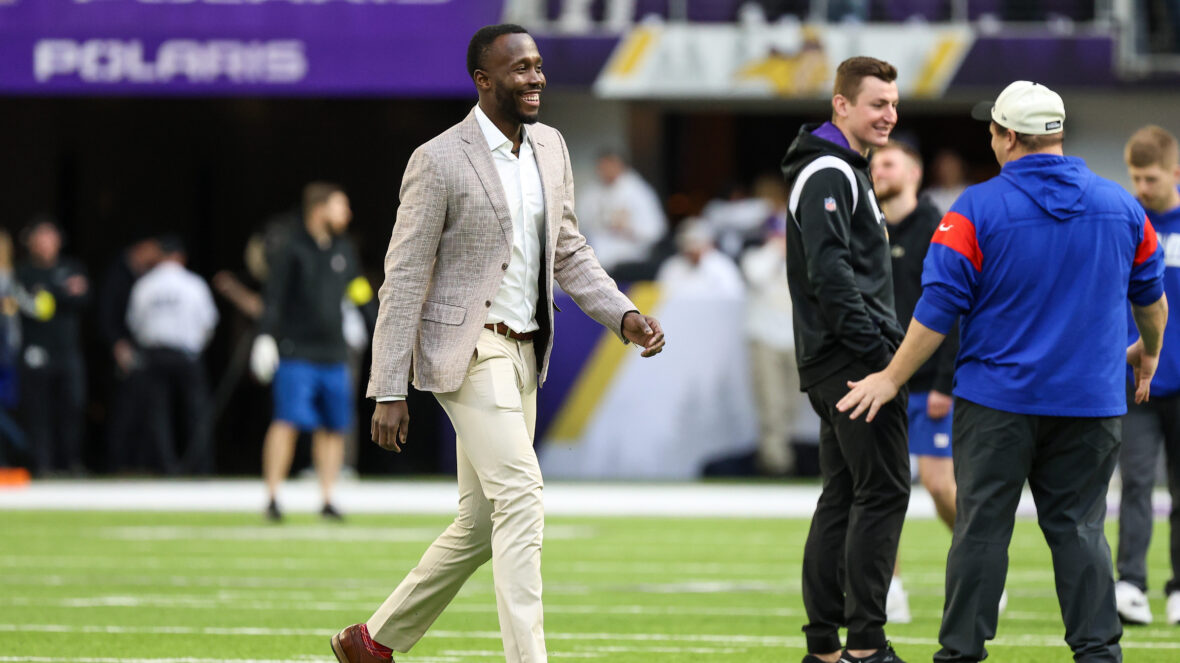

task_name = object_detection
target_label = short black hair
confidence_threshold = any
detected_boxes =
[20,214,60,247]
[303,181,346,216]
[157,234,187,255]
[467,24,529,79]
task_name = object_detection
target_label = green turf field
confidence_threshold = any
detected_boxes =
[0,509,1176,662]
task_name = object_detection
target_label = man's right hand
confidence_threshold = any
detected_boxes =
[372,401,409,453]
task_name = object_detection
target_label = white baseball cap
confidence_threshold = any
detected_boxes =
[971,81,1065,135]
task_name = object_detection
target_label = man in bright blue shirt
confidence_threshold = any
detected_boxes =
[1115,125,1180,627]
[836,81,1168,662]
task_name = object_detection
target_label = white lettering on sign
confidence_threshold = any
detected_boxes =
[1160,232,1180,268]
[34,39,307,84]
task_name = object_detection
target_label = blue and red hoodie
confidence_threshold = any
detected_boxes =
[1127,189,1180,397]
[914,153,1164,417]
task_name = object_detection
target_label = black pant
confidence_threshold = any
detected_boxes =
[802,362,910,653]
[106,363,155,472]
[935,399,1122,663]
[143,348,212,475]
[1118,391,1180,596]
[20,352,86,475]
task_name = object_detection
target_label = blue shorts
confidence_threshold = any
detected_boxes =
[273,359,353,433]
[908,391,953,458]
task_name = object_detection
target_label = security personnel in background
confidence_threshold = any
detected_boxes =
[249,182,373,521]
[126,236,220,474]
[16,217,89,476]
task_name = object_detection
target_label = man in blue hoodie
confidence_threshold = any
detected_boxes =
[1115,124,1180,627]
[836,81,1168,662]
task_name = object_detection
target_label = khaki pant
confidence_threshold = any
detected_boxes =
[367,329,545,663]
[749,339,799,474]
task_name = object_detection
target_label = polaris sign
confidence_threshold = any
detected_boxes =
[34,39,307,84]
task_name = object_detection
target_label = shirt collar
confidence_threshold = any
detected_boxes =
[473,104,526,153]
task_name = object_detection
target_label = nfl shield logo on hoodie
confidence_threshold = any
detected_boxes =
[823,197,837,212]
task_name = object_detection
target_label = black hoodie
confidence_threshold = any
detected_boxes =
[887,196,958,395]
[781,123,904,390]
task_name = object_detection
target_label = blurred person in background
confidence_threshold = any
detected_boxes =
[870,140,969,624]
[344,24,665,663]
[740,213,797,476]
[251,182,370,521]
[214,231,373,475]
[126,236,219,475]
[656,217,745,298]
[579,149,667,274]
[16,218,89,477]
[0,229,25,467]
[1115,124,1180,626]
[923,148,970,214]
[781,56,907,663]
[704,175,790,258]
[98,236,163,473]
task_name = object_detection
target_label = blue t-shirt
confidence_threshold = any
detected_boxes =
[1127,189,1180,397]
[914,154,1165,417]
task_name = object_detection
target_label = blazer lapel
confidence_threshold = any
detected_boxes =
[530,130,560,257]
[459,113,513,240]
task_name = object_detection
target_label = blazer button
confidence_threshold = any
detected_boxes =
[485,300,492,307]
[502,263,508,270]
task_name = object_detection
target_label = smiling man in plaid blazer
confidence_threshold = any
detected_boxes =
[329,24,666,663]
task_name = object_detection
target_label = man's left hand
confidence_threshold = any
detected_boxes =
[927,390,952,420]
[622,311,665,357]
[837,371,901,422]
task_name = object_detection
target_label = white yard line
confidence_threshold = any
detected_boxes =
[0,624,1176,649]
[1,478,1166,517]
[4,595,1090,622]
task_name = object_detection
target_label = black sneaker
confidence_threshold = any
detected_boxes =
[321,503,344,521]
[265,499,282,522]
[841,643,905,663]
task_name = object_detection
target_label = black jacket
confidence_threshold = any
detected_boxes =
[886,196,959,394]
[259,216,365,363]
[781,123,904,389]
[16,257,89,360]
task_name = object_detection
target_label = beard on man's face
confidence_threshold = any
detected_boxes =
[874,181,903,203]
[494,83,540,125]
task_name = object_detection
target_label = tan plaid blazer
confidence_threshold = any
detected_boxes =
[367,110,637,397]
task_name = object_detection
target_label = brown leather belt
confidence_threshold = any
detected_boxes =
[484,322,535,341]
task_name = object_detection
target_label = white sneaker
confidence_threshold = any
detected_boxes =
[1167,591,1180,625]
[998,589,1008,615]
[1115,580,1154,625]
[886,576,912,624]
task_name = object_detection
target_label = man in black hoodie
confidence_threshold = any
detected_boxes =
[781,56,909,663]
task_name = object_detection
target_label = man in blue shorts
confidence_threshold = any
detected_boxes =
[839,80,1167,662]
[1115,125,1180,626]
[250,182,373,521]
[871,141,961,623]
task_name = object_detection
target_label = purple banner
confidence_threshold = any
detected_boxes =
[0,0,504,96]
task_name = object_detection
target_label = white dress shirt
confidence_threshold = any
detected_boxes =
[126,261,219,355]
[474,104,544,334]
